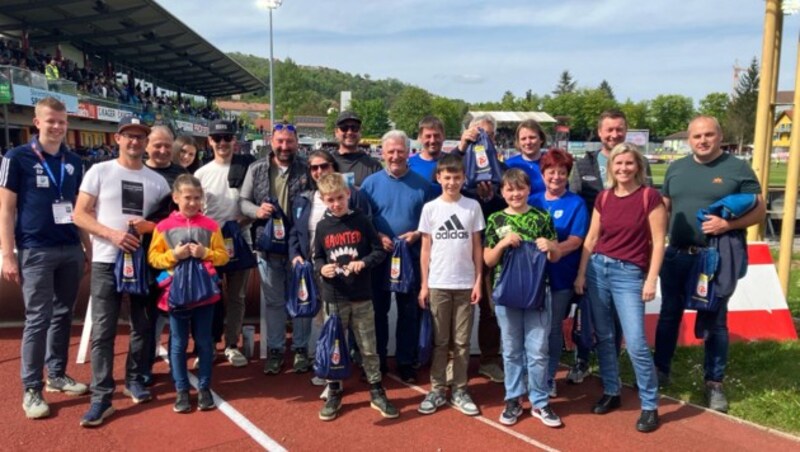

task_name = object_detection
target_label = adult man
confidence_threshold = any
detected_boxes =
[195,120,253,368]
[566,109,650,384]
[408,115,446,186]
[361,130,433,382]
[73,116,171,427]
[240,122,311,374]
[654,116,764,412]
[331,111,382,188]
[0,97,90,419]
[456,114,506,384]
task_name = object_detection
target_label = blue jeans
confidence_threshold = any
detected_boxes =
[372,260,420,368]
[257,255,311,352]
[587,254,658,410]
[655,247,729,382]
[170,303,215,391]
[547,288,573,383]
[495,300,551,409]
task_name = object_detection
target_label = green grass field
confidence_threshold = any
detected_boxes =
[650,161,788,187]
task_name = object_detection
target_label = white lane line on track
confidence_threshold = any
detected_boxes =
[158,346,287,452]
[385,373,560,452]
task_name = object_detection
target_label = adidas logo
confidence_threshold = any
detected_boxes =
[435,214,469,240]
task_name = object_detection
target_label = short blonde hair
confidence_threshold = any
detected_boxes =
[607,142,647,188]
[317,173,349,197]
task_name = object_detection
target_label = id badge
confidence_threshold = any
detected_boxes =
[52,201,74,224]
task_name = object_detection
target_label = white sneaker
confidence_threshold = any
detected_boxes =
[23,389,50,419]
[225,347,248,367]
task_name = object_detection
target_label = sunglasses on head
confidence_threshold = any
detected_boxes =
[310,162,332,171]
[338,124,360,133]
[273,123,296,133]
[210,134,234,143]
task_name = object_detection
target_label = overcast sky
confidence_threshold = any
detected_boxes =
[159,0,800,105]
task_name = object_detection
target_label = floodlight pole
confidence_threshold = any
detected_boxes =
[267,0,283,132]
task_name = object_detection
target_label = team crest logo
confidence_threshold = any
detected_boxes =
[554,209,564,219]
[331,339,341,365]
[298,277,309,301]
[65,163,75,175]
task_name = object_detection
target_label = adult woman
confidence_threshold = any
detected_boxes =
[504,119,547,198]
[574,143,666,433]
[528,149,588,398]
[173,135,200,173]
[287,150,371,385]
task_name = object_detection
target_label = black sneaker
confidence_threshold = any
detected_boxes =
[369,386,399,418]
[657,369,671,388]
[499,399,523,426]
[198,388,216,411]
[319,389,343,421]
[398,365,416,383]
[173,390,191,413]
[566,360,590,384]
[705,382,729,413]
[636,409,659,432]
[592,394,621,414]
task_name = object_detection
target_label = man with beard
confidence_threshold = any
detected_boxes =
[331,111,382,189]
[408,116,446,189]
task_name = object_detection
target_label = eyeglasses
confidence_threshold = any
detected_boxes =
[338,124,360,133]
[273,123,296,133]
[210,134,234,143]
[309,162,332,172]
[121,133,147,141]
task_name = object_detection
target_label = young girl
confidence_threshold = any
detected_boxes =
[148,174,229,413]
[483,168,562,428]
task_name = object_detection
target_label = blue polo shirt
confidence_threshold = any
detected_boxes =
[408,153,442,196]
[0,137,83,249]
[505,154,546,197]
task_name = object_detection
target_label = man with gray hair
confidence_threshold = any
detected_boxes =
[361,130,434,383]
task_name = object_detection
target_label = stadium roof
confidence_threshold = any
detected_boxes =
[0,0,266,97]
[466,111,558,124]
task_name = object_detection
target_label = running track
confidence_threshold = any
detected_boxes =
[1,326,798,451]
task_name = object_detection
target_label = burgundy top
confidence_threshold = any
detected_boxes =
[594,186,663,271]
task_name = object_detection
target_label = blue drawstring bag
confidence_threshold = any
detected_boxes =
[417,307,433,367]
[384,238,415,293]
[169,257,220,310]
[571,295,596,350]
[314,309,352,380]
[463,128,503,189]
[684,246,721,312]
[286,261,320,318]
[219,220,257,273]
[492,241,547,310]
[114,246,149,295]
[255,197,289,255]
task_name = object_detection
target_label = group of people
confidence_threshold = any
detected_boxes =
[0,98,764,435]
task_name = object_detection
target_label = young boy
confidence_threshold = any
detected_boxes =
[417,154,485,416]
[148,174,229,413]
[312,173,397,421]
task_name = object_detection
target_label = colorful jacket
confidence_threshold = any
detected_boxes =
[148,210,230,311]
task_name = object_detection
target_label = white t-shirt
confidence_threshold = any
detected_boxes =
[195,160,242,224]
[80,160,171,263]
[418,196,485,290]
[308,190,327,255]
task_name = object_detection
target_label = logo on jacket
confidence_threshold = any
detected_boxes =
[435,214,468,240]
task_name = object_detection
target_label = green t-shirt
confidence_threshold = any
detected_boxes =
[661,152,760,247]
[485,208,557,283]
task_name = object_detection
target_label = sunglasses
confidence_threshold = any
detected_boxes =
[210,134,234,143]
[273,123,296,133]
[121,132,147,141]
[310,162,332,172]
[338,124,360,133]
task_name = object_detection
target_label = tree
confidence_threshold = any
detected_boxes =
[619,99,650,130]
[725,57,759,147]
[500,90,518,110]
[544,88,617,140]
[698,92,730,123]
[648,94,695,138]
[351,98,390,138]
[598,80,615,102]
[553,70,577,95]
[432,97,468,139]
[389,87,434,135]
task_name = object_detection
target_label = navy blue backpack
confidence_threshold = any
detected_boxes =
[684,246,721,312]
[218,220,257,273]
[286,261,320,318]
[255,197,289,255]
[169,257,220,310]
[463,128,503,189]
[114,246,149,296]
[492,241,548,310]
[314,308,352,380]
[571,295,596,350]
[417,307,433,367]
[384,238,415,293]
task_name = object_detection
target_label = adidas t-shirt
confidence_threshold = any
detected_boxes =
[418,196,485,289]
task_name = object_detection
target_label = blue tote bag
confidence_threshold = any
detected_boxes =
[571,295,596,350]
[463,128,503,189]
[314,308,352,380]
[168,257,220,310]
[384,238,415,293]
[492,241,548,310]
[255,197,289,255]
[684,246,722,312]
[417,307,433,367]
[219,220,257,273]
[286,261,320,318]
[114,246,149,296]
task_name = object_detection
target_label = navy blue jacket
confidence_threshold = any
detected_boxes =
[288,189,372,261]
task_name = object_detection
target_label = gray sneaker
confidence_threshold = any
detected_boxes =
[46,374,88,396]
[566,360,590,384]
[705,382,729,413]
[417,390,446,415]
[225,347,248,368]
[319,389,343,421]
[532,404,562,428]
[478,363,504,383]
[22,388,50,419]
[451,390,480,416]
[293,349,311,373]
[263,348,284,375]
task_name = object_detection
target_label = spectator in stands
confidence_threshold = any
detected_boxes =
[73,116,171,427]
[505,120,547,198]
[0,97,91,420]
[331,111,382,188]
[173,135,200,173]
[44,58,59,81]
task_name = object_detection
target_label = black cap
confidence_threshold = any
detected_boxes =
[209,120,236,135]
[335,111,361,127]
[117,115,150,134]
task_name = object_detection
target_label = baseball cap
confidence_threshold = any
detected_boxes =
[117,116,150,134]
[335,111,361,127]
